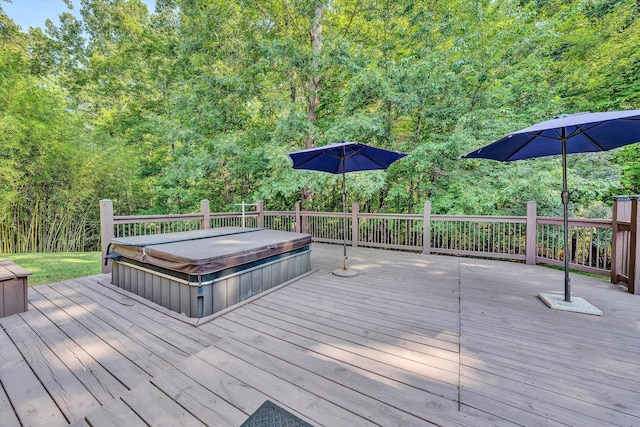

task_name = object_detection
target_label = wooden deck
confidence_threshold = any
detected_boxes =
[1,244,639,426]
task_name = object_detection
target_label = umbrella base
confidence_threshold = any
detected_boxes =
[332,268,358,277]
[538,292,602,316]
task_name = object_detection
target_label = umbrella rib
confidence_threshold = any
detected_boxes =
[502,133,541,160]
[348,148,391,170]
[291,149,345,173]
[291,151,328,169]
[569,122,608,151]
[343,147,365,161]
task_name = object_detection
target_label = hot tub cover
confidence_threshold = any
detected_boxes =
[109,227,312,276]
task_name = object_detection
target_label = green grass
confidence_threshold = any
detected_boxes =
[1,252,102,286]
[544,264,610,281]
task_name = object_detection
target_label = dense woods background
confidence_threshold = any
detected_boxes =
[1,0,639,253]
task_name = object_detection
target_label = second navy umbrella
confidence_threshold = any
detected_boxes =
[462,110,640,306]
[289,141,407,276]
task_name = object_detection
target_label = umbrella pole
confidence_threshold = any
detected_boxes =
[342,157,348,270]
[561,133,571,302]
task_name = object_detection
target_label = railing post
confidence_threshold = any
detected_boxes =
[611,196,632,285]
[423,201,431,255]
[200,200,210,229]
[628,197,640,294]
[611,196,633,284]
[295,201,302,233]
[256,200,264,228]
[526,201,537,265]
[100,199,114,274]
[352,202,359,247]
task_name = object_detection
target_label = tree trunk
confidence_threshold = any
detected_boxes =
[301,2,326,205]
[304,3,325,150]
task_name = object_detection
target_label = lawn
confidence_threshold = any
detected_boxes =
[1,252,102,286]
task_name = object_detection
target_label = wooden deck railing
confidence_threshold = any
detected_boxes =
[99,197,640,295]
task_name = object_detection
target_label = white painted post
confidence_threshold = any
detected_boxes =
[423,201,431,255]
[200,200,210,229]
[526,201,537,265]
[100,199,114,274]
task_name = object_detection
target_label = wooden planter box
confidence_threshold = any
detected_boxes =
[0,260,32,318]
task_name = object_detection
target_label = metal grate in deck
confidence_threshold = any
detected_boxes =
[240,400,314,427]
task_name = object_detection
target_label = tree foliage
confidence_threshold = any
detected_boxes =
[0,0,638,252]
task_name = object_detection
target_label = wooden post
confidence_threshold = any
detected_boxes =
[611,196,631,284]
[351,202,359,247]
[295,201,302,233]
[628,197,640,294]
[256,200,264,228]
[100,199,114,274]
[200,200,210,229]
[526,201,537,265]
[611,196,632,285]
[423,201,431,255]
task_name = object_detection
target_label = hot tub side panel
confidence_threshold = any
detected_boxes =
[111,247,310,318]
[112,260,192,315]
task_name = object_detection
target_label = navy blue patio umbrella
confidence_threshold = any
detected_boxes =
[289,141,407,276]
[462,110,640,305]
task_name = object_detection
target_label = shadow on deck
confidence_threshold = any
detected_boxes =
[1,244,638,426]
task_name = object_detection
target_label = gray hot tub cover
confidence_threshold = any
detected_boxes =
[109,227,312,275]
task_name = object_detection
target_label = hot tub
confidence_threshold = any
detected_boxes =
[107,227,311,318]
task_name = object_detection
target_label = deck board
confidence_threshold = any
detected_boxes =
[70,275,221,349]
[0,313,101,422]
[27,286,152,389]
[119,381,207,427]
[209,318,463,426]
[195,339,382,426]
[13,294,129,403]
[50,280,192,367]
[149,367,245,426]
[213,312,460,402]
[250,297,459,363]
[33,284,175,377]
[1,243,639,426]
[71,398,147,427]
[0,325,68,427]
[0,381,21,427]
[262,287,460,350]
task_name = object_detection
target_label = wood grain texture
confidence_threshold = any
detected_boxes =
[1,244,638,426]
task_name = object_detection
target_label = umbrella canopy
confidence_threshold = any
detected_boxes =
[462,110,640,303]
[289,141,407,275]
[464,110,640,161]
[289,141,407,173]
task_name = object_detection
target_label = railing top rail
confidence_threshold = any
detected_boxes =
[114,213,203,224]
[210,212,258,218]
[358,213,422,220]
[301,211,344,218]
[114,210,614,227]
[431,214,526,223]
[537,217,612,228]
[264,211,296,216]
[301,211,421,220]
